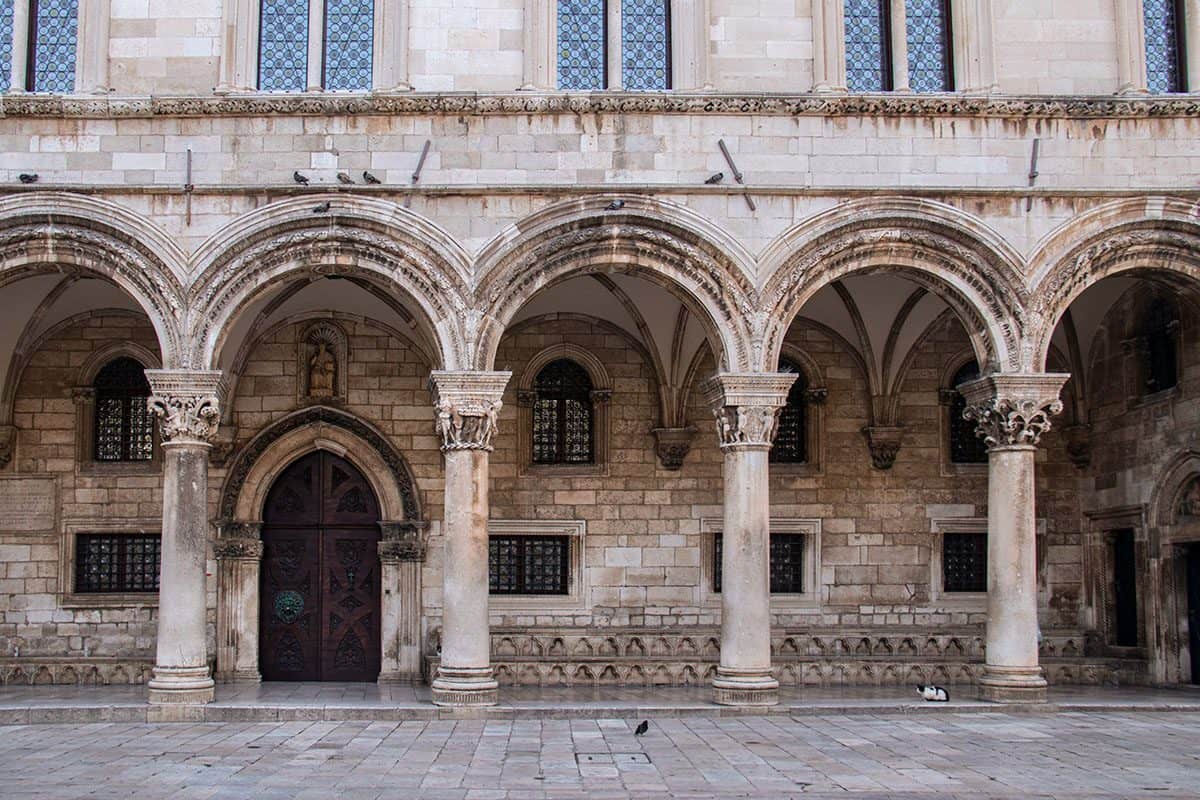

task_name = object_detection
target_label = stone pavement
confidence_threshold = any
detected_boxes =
[1,712,1199,799]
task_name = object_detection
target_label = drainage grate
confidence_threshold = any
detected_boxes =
[576,753,651,764]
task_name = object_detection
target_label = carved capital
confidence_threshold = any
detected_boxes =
[862,426,904,470]
[379,520,429,562]
[701,373,797,450]
[960,374,1070,450]
[213,538,263,560]
[0,425,14,468]
[805,387,829,406]
[429,371,511,452]
[145,370,226,445]
[590,389,613,404]
[651,427,696,470]
[71,387,96,405]
[214,520,262,540]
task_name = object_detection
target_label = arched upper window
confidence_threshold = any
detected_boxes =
[94,358,154,463]
[949,360,987,464]
[557,0,670,90]
[532,359,594,464]
[770,361,808,464]
[258,0,375,92]
[1144,0,1187,93]
[845,0,953,93]
[1139,295,1179,395]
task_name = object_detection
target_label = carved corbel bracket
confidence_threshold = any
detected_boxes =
[652,426,697,470]
[1062,423,1092,469]
[862,425,905,470]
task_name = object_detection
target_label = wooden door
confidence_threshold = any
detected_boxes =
[260,451,381,681]
[1188,545,1200,684]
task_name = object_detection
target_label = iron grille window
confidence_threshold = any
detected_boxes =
[943,532,987,593]
[323,0,374,91]
[532,358,594,464]
[558,0,606,90]
[94,358,155,463]
[0,1,13,92]
[770,361,808,464]
[621,0,670,90]
[949,361,987,464]
[259,0,310,91]
[27,0,77,93]
[489,535,570,595]
[845,0,891,92]
[1142,296,1179,394]
[905,0,953,92]
[713,533,805,594]
[75,534,161,593]
[1144,0,1187,93]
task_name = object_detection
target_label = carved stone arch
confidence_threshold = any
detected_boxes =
[760,198,1028,375]
[77,341,163,386]
[472,196,759,373]
[1151,449,1200,530]
[187,196,473,373]
[0,193,187,367]
[778,343,827,396]
[219,406,422,524]
[1028,198,1200,372]
[517,342,614,395]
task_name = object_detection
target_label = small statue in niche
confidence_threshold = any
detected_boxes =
[1180,477,1200,518]
[308,341,336,399]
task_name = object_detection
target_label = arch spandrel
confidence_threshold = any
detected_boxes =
[0,193,187,367]
[471,196,759,373]
[187,196,473,372]
[759,198,1029,374]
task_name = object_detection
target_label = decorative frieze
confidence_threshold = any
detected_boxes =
[428,371,511,452]
[701,373,797,449]
[144,371,226,445]
[959,374,1070,449]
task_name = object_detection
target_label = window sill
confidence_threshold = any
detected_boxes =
[928,592,987,612]
[60,592,158,609]
[941,461,988,478]
[77,461,161,478]
[520,462,608,479]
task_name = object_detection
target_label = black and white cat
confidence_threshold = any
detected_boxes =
[916,684,950,702]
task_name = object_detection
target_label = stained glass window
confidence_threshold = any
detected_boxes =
[0,1,14,93]
[621,0,669,90]
[1142,296,1178,394]
[906,0,953,92]
[75,534,161,593]
[770,361,807,464]
[532,359,594,464]
[28,0,77,93]
[949,361,987,464]
[558,0,606,90]
[943,532,987,593]
[489,535,570,594]
[324,0,374,91]
[94,358,155,463]
[259,0,310,92]
[845,0,890,92]
[1144,0,1186,93]
[714,533,806,594]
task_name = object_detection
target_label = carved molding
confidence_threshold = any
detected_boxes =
[862,426,905,470]
[3,92,1198,120]
[144,370,226,445]
[0,659,155,687]
[701,373,797,449]
[960,374,1070,449]
[429,371,511,452]
[0,424,14,468]
[212,538,263,560]
[214,520,262,540]
[652,427,697,470]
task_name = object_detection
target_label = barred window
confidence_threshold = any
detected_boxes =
[259,0,310,91]
[532,359,594,464]
[905,0,953,92]
[949,361,987,464]
[1144,0,1187,93]
[94,358,155,463]
[714,533,805,594]
[845,0,891,92]
[489,535,570,595]
[943,532,987,593]
[323,0,374,91]
[621,0,670,90]
[770,361,807,464]
[0,1,13,92]
[558,0,607,90]
[75,534,161,594]
[1141,296,1179,394]
[28,0,78,93]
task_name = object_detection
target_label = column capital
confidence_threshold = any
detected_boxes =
[145,370,226,446]
[701,372,797,449]
[429,370,511,452]
[960,373,1070,450]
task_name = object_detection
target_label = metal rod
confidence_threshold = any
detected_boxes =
[718,138,756,212]
[1025,138,1041,212]
[404,139,433,209]
[185,148,193,226]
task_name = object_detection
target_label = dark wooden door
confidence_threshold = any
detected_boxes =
[260,451,381,682]
[1188,545,1200,684]
[1112,530,1138,647]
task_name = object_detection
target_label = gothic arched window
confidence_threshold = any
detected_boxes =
[949,360,987,464]
[770,361,808,464]
[532,359,594,464]
[1140,295,1179,394]
[845,0,953,93]
[94,358,154,463]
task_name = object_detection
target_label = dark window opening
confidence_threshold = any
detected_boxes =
[94,358,155,463]
[714,532,805,594]
[770,361,808,464]
[532,358,594,464]
[1112,529,1139,647]
[75,534,161,593]
[1141,296,1178,395]
[949,361,988,464]
[489,535,570,595]
[943,532,987,593]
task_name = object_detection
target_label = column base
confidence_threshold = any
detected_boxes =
[147,666,215,705]
[977,665,1048,704]
[711,667,779,706]
[431,666,499,707]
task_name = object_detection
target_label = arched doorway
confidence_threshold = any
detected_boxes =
[260,450,382,681]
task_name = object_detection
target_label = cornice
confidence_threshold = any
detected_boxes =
[1,92,1198,120]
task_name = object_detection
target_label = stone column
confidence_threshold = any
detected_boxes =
[961,373,1069,704]
[428,371,511,706]
[145,370,225,705]
[213,522,263,683]
[379,521,428,682]
[702,373,796,706]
